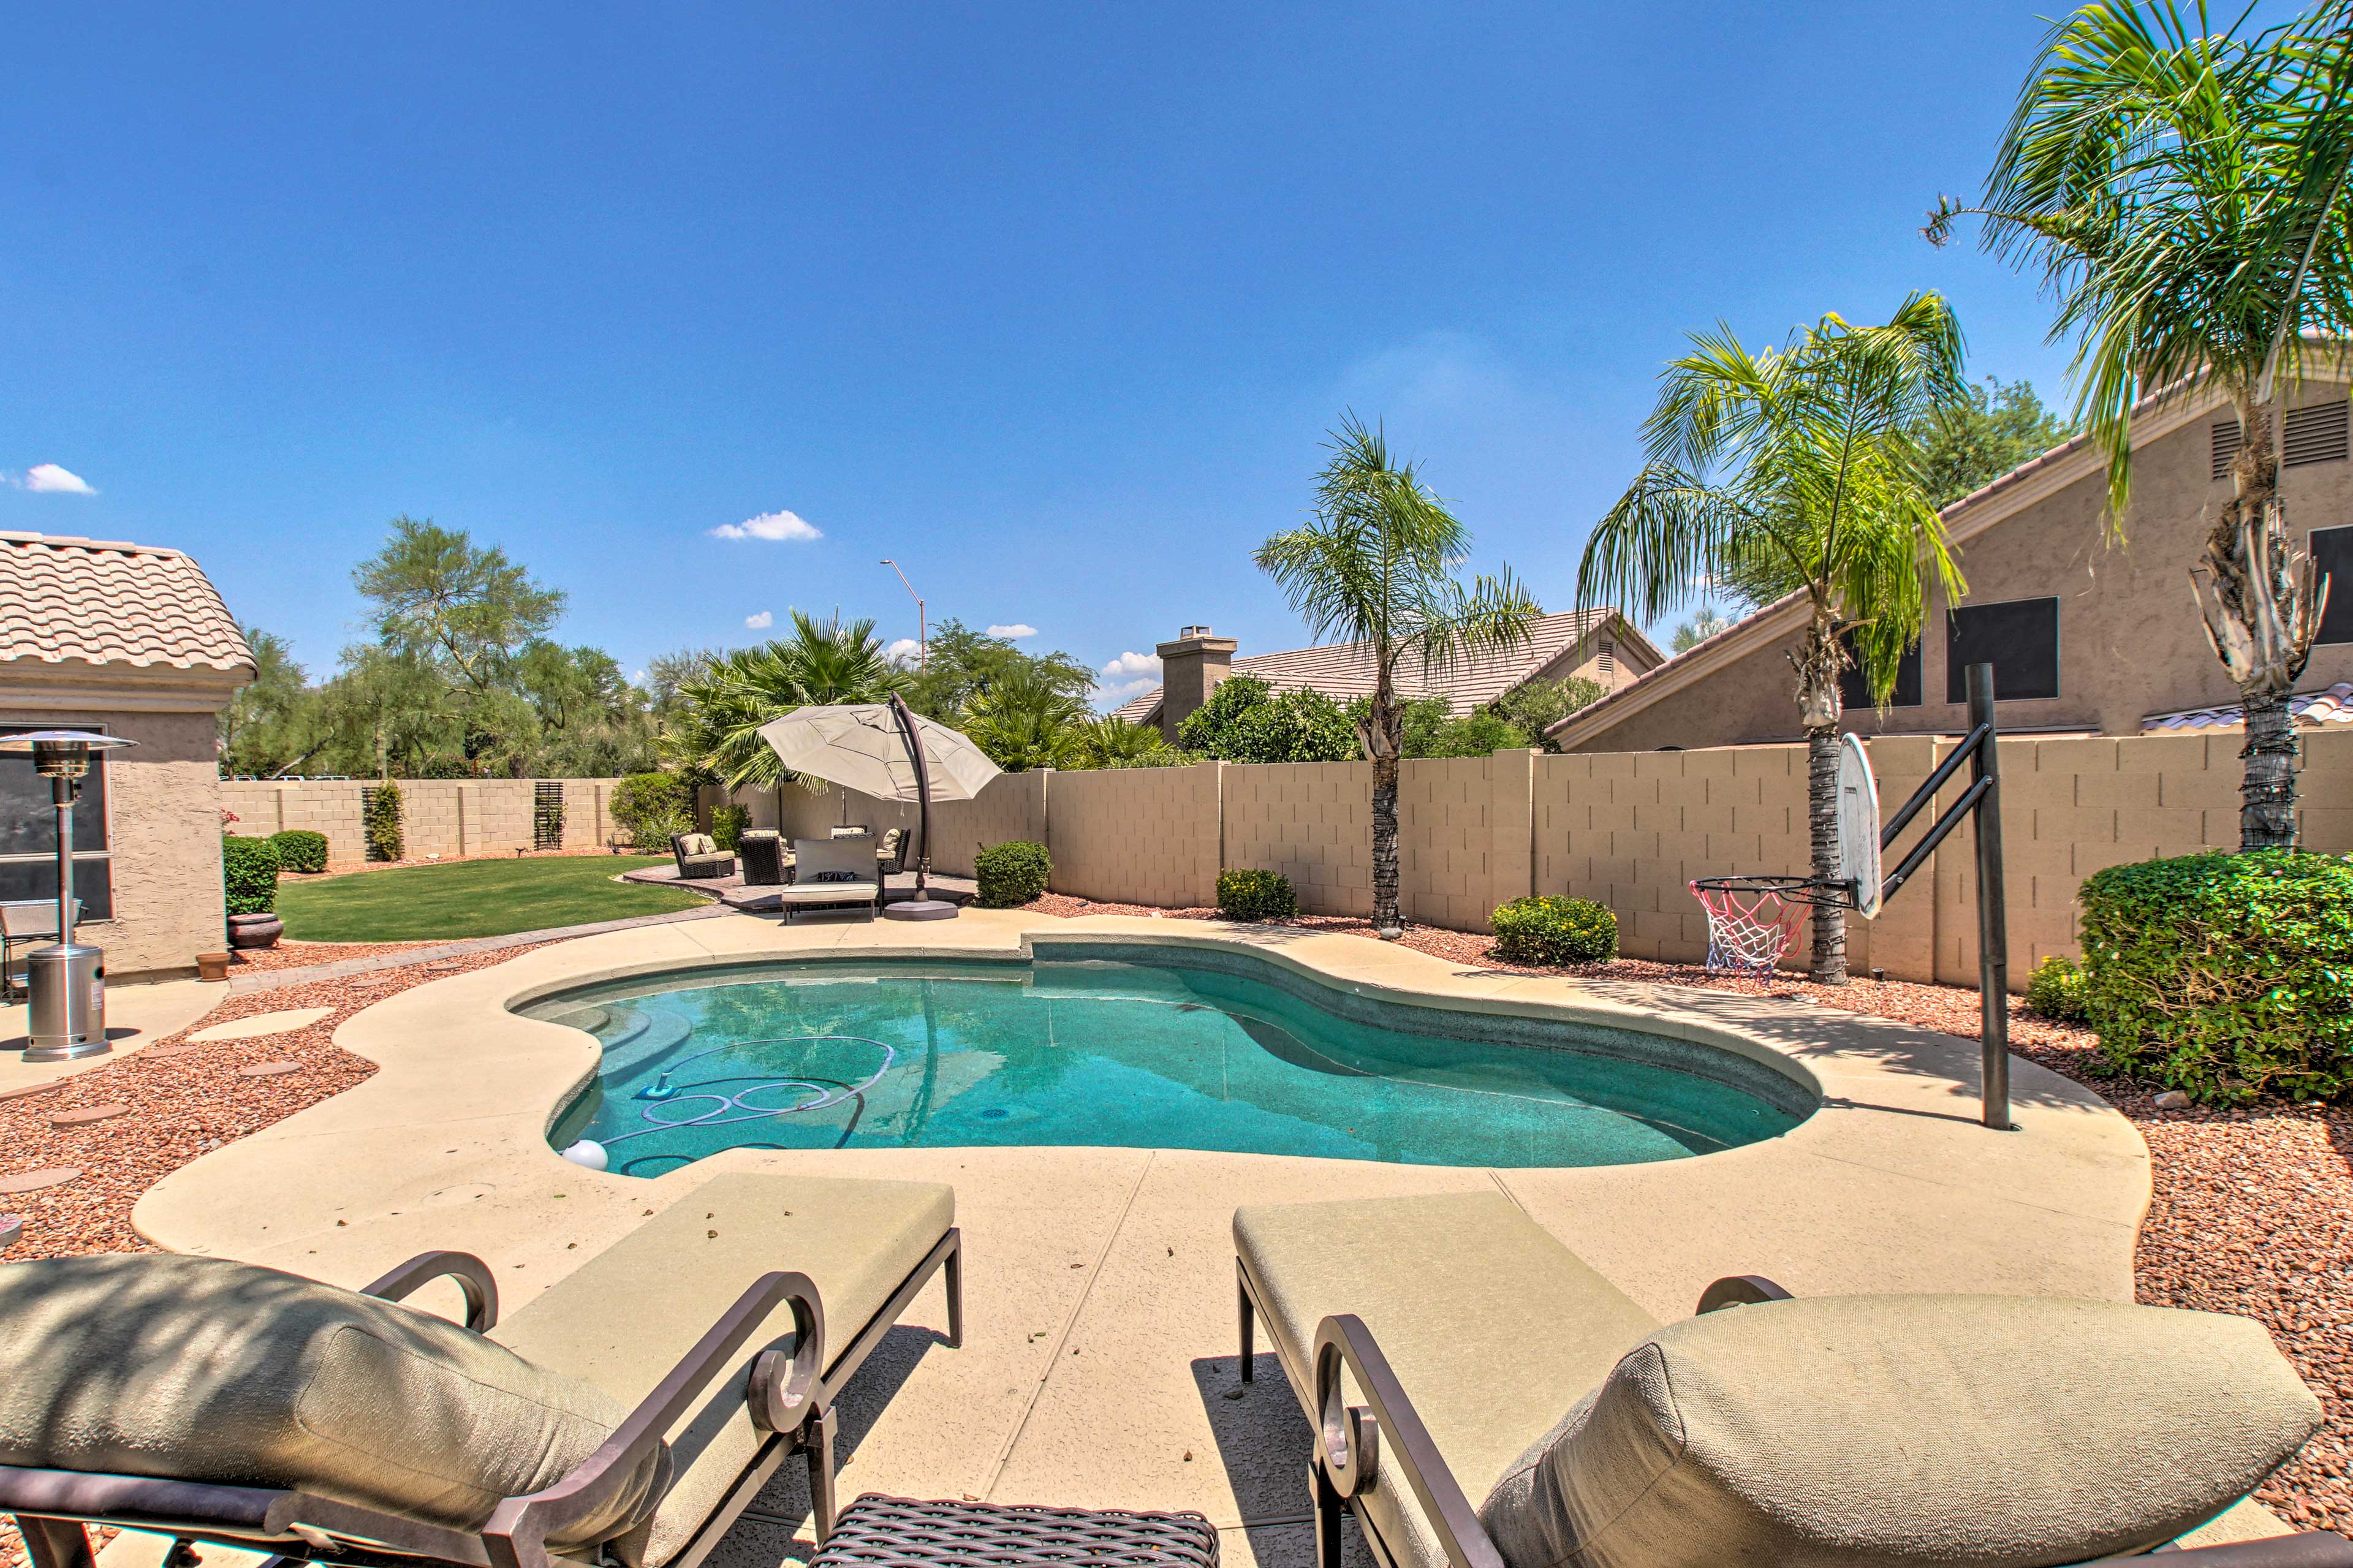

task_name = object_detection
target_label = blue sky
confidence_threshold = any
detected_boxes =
[4,3,2089,708]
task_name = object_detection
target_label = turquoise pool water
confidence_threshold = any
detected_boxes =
[525,953,1806,1173]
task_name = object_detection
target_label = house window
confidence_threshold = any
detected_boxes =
[1837,631,1923,709]
[0,724,115,919]
[2314,525,2353,645]
[1947,597,2060,702]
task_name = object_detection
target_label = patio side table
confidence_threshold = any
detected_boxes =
[739,831,787,887]
[810,1495,1217,1568]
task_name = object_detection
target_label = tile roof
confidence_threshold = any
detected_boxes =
[1,531,254,673]
[1112,609,1621,724]
[2142,683,2353,733]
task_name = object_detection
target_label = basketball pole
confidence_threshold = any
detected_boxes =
[1965,662,2013,1132]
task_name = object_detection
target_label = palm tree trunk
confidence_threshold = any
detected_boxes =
[1806,724,1847,983]
[1371,751,1402,936]
[2241,689,2298,849]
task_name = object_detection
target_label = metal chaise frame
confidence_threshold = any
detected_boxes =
[1237,1259,2353,1568]
[5,1229,962,1568]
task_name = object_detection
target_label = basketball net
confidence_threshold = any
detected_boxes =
[1689,880,1811,978]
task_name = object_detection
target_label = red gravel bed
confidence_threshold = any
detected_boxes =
[0,942,546,1568]
[229,937,438,972]
[1028,896,2353,1532]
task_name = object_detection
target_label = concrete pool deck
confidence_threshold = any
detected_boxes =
[131,906,2170,1566]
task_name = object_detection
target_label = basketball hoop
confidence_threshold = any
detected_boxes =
[1688,874,1847,977]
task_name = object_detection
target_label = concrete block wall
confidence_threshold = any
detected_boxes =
[1219,762,1373,917]
[756,771,1049,879]
[1398,752,1535,933]
[1045,762,1223,907]
[222,778,625,865]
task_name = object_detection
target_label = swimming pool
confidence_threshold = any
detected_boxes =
[523,947,1809,1173]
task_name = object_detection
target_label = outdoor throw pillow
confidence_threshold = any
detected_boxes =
[1477,1294,2321,1568]
[815,869,856,882]
[678,833,718,856]
[0,1254,669,1548]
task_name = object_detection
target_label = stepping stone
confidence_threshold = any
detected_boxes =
[0,1168,78,1195]
[0,1216,20,1249]
[238,1061,304,1078]
[51,1103,129,1129]
[189,1007,333,1043]
[142,1043,205,1058]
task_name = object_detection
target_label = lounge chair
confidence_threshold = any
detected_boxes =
[669,832,736,882]
[773,837,881,924]
[0,1172,961,1568]
[1233,1191,2341,1568]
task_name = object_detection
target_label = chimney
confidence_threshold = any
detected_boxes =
[1154,624,1238,743]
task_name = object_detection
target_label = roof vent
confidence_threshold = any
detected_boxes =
[2284,400,2349,468]
[2212,418,2242,480]
[1178,624,1211,639]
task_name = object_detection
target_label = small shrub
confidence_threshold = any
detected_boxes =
[612,771,695,849]
[2079,850,2353,1104]
[363,781,404,863]
[2023,953,2089,1023]
[268,828,329,874]
[222,835,282,917]
[975,840,1052,908]
[1218,869,1298,922]
[1490,895,1618,966]
[710,803,751,852]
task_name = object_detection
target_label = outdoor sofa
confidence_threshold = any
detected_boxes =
[773,836,881,923]
[669,832,735,882]
[1233,1190,2343,1568]
[0,1172,961,1568]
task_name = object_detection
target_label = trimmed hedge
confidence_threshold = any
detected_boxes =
[710,803,751,853]
[1218,868,1298,923]
[1490,895,1618,966]
[268,828,329,874]
[2080,850,2353,1104]
[222,835,282,917]
[975,841,1052,908]
[2023,954,2088,1023]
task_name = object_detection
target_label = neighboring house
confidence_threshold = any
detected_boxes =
[1547,381,2353,752]
[1115,610,1664,744]
[1,532,256,980]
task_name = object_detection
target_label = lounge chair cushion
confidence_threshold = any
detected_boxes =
[1477,1294,2324,1568]
[676,834,719,857]
[493,1172,954,1567]
[1234,1192,1660,1568]
[0,1252,664,1548]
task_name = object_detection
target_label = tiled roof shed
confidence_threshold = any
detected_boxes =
[1,531,254,672]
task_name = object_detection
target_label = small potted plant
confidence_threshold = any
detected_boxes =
[223,835,284,949]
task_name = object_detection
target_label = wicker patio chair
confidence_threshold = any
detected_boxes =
[1233,1190,2342,1568]
[669,831,735,881]
[1,1173,961,1568]
[875,828,907,876]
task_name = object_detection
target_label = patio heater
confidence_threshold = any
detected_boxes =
[0,730,136,1061]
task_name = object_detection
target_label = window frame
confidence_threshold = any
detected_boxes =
[2313,525,2353,646]
[1945,596,2062,704]
[0,721,116,921]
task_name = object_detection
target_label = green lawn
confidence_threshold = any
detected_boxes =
[274,855,705,942]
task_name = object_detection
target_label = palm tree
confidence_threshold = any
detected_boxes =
[1928,0,2352,848]
[1255,417,1542,937]
[1069,715,1180,768]
[668,611,908,789]
[960,667,1091,771]
[1575,295,1969,983]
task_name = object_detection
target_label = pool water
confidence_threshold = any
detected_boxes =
[526,956,1805,1175]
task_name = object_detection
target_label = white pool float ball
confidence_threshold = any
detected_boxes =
[559,1139,609,1172]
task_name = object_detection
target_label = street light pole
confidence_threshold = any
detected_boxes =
[879,559,925,673]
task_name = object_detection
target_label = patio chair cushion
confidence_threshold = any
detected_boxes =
[676,833,719,857]
[493,1172,954,1567]
[0,1252,664,1548]
[1234,1192,1660,1568]
[1477,1293,2324,1568]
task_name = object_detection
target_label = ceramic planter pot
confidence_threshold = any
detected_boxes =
[195,952,232,982]
[226,913,283,949]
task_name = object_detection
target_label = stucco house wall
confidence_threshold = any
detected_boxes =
[1558,382,2353,752]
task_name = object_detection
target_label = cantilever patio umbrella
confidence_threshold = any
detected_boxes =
[754,695,1001,920]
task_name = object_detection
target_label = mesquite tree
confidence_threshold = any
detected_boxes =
[1575,295,1969,983]
[1930,0,2352,847]
[1254,418,1540,937]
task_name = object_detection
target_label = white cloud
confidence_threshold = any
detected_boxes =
[1101,650,1161,679]
[13,463,96,494]
[987,623,1038,639]
[885,637,923,667]
[709,508,821,542]
[1095,676,1161,708]
[744,610,774,629]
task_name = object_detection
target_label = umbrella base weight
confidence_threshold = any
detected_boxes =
[882,899,960,921]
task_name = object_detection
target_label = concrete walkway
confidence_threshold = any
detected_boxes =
[0,976,223,1102]
[126,906,2186,1567]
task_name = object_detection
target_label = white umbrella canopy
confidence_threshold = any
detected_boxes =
[754,703,1001,803]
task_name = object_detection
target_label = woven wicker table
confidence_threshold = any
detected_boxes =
[811,1495,1219,1568]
